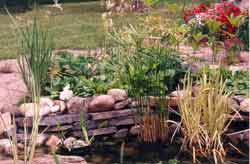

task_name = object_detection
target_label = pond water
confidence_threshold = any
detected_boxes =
[58,137,249,164]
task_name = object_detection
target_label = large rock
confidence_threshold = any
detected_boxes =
[129,125,141,135]
[67,96,90,113]
[0,112,11,135]
[15,113,82,127]
[107,89,128,102]
[238,51,249,63]
[89,109,136,120]
[114,98,131,110]
[19,98,61,117]
[88,95,115,112]
[109,116,135,126]
[19,103,51,117]
[240,98,250,112]
[73,127,117,137]
[113,129,128,138]
[0,139,12,156]
[0,155,87,164]
[0,71,27,115]
[46,135,61,150]
[53,100,66,113]
[33,155,87,164]
[63,137,77,150]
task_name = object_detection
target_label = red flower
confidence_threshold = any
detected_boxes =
[183,3,208,22]
[183,1,242,37]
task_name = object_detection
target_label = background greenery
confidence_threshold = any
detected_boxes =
[0,0,206,59]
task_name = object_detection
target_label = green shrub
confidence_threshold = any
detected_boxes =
[44,52,98,98]
[108,47,186,97]
[237,16,249,50]
[194,66,250,97]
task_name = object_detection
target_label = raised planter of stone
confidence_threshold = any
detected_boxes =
[0,88,248,156]
[12,89,180,148]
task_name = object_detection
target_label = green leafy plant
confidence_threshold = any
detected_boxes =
[7,11,54,163]
[194,66,250,97]
[80,111,94,145]
[237,16,249,50]
[109,47,186,97]
[45,52,100,98]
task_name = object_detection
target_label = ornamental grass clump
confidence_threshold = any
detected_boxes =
[18,19,53,164]
[178,71,233,163]
[7,8,53,163]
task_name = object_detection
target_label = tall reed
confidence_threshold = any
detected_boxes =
[6,9,53,163]
[19,19,53,164]
[178,70,232,163]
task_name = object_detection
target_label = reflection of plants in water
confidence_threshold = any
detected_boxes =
[137,96,168,143]
[131,73,169,143]
[178,70,233,163]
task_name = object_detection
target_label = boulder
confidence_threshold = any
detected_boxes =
[53,100,66,113]
[232,95,244,104]
[19,103,51,117]
[88,95,115,112]
[107,89,128,102]
[114,98,131,110]
[67,96,90,113]
[46,135,61,150]
[0,139,12,156]
[73,127,117,137]
[63,137,77,150]
[113,129,128,138]
[15,113,81,127]
[0,104,20,115]
[18,97,64,117]
[109,116,135,126]
[33,155,87,164]
[229,98,240,111]
[240,98,250,112]
[0,155,87,164]
[130,125,141,135]
[40,97,54,108]
[238,51,249,63]
[0,112,11,135]
[89,109,135,120]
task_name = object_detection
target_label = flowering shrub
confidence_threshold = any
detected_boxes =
[184,2,242,35]
[183,1,248,63]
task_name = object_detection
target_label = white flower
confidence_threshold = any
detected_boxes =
[230,66,241,75]
[59,85,73,101]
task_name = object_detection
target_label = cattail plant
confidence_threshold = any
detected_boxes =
[20,19,53,164]
[6,8,53,163]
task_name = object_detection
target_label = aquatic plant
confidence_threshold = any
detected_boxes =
[80,111,94,145]
[178,70,233,163]
[6,9,54,163]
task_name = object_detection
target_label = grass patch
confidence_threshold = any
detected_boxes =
[0,1,204,59]
[0,2,142,59]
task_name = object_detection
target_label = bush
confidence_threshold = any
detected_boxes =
[108,47,186,97]
[44,52,98,98]
[237,16,249,50]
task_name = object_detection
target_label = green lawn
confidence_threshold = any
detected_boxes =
[0,1,202,59]
[0,2,141,59]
